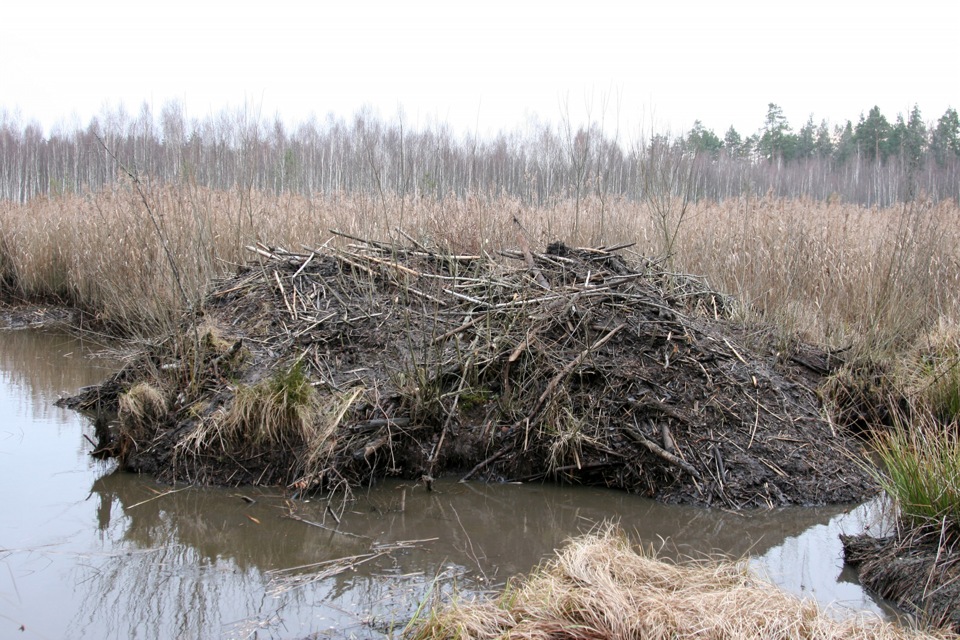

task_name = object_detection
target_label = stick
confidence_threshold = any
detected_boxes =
[460,444,512,482]
[432,313,484,344]
[625,420,701,480]
[328,229,394,250]
[661,423,676,453]
[513,214,551,290]
[529,324,625,419]
[127,486,190,509]
[273,271,295,319]
[396,228,432,255]
[291,252,315,278]
[283,513,369,539]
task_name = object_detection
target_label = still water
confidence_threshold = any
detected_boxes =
[0,329,894,639]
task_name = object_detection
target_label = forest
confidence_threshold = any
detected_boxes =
[2,101,959,207]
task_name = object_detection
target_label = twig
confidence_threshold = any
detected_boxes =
[291,252,315,278]
[126,486,190,509]
[283,512,369,539]
[273,271,295,319]
[432,313,485,344]
[723,337,749,366]
[513,214,551,291]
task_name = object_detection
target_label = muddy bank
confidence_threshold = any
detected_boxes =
[62,236,875,507]
[0,301,74,330]
[844,530,960,633]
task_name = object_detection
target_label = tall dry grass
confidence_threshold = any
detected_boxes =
[405,527,953,639]
[1,183,958,353]
[681,196,960,357]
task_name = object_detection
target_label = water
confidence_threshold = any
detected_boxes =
[0,328,895,639]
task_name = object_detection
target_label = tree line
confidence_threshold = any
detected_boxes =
[1,101,958,207]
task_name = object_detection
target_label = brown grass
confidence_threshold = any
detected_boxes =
[2,185,957,353]
[405,527,955,640]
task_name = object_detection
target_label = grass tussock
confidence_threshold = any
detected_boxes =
[220,362,318,447]
[407,528,954,640]
[117,381,167,442]
[175,359,364,486]
[904,321,960,425]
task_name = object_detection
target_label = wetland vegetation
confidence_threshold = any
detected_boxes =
[2,101,959,636]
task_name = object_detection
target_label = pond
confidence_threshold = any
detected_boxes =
[0,328,896,639]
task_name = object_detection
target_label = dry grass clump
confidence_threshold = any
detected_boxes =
[117,381,168,442]
[175,359,364,487]
[407,528,954,640]
[901,321,960,424]
[220,362,318,446]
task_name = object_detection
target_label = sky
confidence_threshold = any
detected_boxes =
[3,0,958,141]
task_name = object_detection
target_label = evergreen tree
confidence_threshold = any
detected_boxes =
[834,121,857,164]
[903,105,927,167]
[931,107,959,164]
[815,120,834,158]
[854,106,891,162]
[796,116,817,159]
[685,120,723,157]
[758,103,796,161]
[723,126,745,157]
[887,114,907,158]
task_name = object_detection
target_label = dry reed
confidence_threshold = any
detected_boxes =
[2,185,957,354]
[406,527,955,640]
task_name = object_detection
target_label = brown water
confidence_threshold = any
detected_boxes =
[0,329,895,639]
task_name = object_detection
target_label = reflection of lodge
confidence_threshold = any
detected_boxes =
[91,473,862,595]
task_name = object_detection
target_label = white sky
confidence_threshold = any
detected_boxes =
[3,0,957,141]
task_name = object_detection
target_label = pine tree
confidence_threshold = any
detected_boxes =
[854,106,891,162]
[685,121,723,157]
[815,120,834,158]
[796,116,817,159]
[903,105,927,167]
[723,126,745,157]
[931,107,959,164]
[758,103,796,161]
[834,121,856,164]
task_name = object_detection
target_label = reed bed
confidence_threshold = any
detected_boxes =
[405,527,954,640]
[8,186,960,632]
[2,185,958,352]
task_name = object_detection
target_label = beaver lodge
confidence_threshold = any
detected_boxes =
[64,233,875,508]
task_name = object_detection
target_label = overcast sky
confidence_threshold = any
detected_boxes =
[4,0,957,140]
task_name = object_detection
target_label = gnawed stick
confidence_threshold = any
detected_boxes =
[513,214,551,290]
[625,419,701,480]
[661,422,677,453]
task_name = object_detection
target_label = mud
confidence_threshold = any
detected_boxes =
[61,238,877,508]
[0,301,74,330]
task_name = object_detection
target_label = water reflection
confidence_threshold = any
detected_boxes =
[0,329,896,639]
[0,327,114,423]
